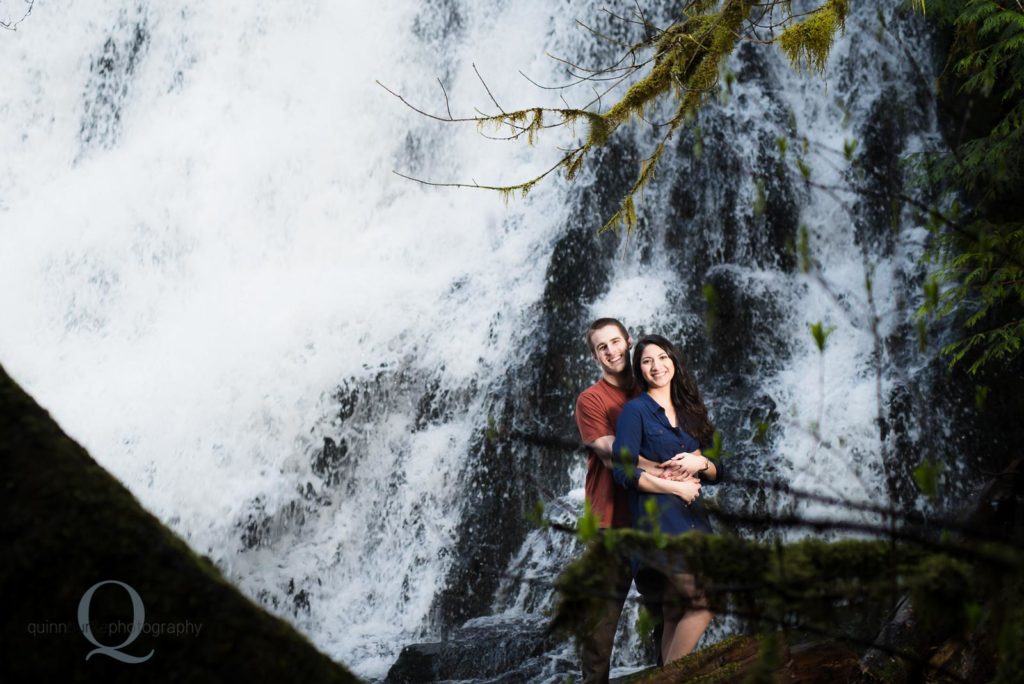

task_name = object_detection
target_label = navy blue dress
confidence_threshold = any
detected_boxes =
[611,393,717,536]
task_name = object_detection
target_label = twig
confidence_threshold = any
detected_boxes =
[437,78,453,120]
[473,62,506,115]
[392,145,583,193]
[0,0,34,30]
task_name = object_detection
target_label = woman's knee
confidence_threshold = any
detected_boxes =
[670,573,708,601]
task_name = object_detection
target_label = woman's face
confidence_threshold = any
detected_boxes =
[639,344,674,389]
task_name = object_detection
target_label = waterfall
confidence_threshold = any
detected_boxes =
[1,0,971,680]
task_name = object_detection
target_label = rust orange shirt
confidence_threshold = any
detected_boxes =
[575,378,637,529]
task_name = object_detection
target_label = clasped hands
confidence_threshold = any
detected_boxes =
[649,452,708,504]
[651,451,708,479]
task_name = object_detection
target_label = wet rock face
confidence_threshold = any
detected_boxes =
[431,422,524,629]
[431,137,643,631]
[384,617,558,683]
[702,268,790,378]
[533,138,641,421]
[311,437,349,487]
[419,57,807,645]
[666,45,800,288]
[80,11,150,153]
[853,86,912,256]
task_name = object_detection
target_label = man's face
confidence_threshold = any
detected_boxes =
[589,325,631,377]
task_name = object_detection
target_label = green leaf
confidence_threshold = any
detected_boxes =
[703,430,730,461]
[753,421,770,445]
[635,605,654,638]
[577,499,598,543]
[796,157,812,180]
[753,179,767,217]
[642,498,666,548]
[965,601,984,630]
[809,321,837,352]
[924,277,940,311]
[528,500,549,529]
[913,459,943,500]
[798,224,812,273]
[843,138,858,161]
[603,528,618,552]
[975,385,990,410]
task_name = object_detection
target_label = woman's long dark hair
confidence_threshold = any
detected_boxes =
[632,335,715,446]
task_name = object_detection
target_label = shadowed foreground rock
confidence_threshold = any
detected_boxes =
[0,364,357,684]
[616,635,859,684]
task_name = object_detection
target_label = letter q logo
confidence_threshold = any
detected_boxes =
[77,580,154,663]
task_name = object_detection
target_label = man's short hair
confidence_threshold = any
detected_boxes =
[585,318,629,353]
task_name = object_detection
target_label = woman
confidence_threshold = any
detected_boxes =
[611,334,720,665]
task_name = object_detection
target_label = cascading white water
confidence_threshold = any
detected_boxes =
[2,0,943,680]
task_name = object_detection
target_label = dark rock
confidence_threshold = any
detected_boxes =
[385,617,556,683]
[79,11,149,153]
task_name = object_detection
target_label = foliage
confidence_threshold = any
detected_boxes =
[915,1,1024,373]
[384,0,850,231]
[777,0,848,73]
[552,520,1024,680]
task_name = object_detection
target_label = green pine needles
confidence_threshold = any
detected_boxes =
[915,0,1024,374]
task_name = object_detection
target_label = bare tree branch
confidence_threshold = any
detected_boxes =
[0,0,34,30]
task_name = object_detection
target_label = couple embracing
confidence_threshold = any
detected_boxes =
[574,318,721,683]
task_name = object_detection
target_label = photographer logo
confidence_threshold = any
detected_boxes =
[77,580,154,664]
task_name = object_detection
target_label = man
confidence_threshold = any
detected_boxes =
[574,318,683,682]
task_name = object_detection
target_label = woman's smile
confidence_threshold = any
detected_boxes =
[640,344,674,388]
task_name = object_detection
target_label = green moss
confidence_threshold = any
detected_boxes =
[555,523,1023,672]
[586,112,611,147]
[619,635,756,683]
[994,580,1024,683]
[777,0,848,73]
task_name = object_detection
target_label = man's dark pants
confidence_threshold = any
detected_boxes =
[579,550,663,684]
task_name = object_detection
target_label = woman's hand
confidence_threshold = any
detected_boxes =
[670,476,701,504]
[671,452,708,473]
[667,452,709,477]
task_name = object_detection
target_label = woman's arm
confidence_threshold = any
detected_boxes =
[636,471,701,503]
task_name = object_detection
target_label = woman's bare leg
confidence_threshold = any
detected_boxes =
[664,608,712,662]
[660,614,680,662]
[659,576,684,663]
[662,573,712,664]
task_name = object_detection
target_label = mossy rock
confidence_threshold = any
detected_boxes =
[616,633,858,683]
